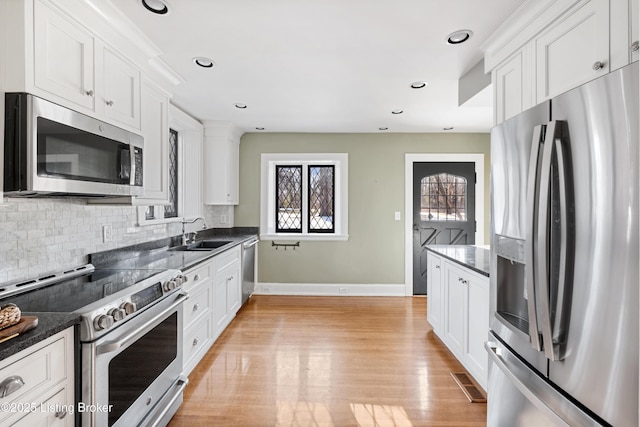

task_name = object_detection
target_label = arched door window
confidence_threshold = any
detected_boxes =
[420,173,467,221]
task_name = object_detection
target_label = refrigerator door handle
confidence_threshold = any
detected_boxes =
[550,131,572,361]
[485,341,572,427]
[525,125,545,351]
[537,121,556,360]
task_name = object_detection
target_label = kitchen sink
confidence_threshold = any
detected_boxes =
[169,240,233,251]
[190,240,232,249]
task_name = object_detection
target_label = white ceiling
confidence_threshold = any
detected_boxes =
[109,0,524,133]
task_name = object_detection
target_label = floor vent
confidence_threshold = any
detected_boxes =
[450,372,486,403]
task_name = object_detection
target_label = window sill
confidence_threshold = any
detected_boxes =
[259,233,349,242]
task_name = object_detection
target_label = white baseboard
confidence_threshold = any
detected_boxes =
[254,282,406,297]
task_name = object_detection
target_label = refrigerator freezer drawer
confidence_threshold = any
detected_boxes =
[485,334,600,427]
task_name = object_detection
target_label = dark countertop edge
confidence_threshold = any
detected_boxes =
[0,312,81,362]
[425,245,490,277]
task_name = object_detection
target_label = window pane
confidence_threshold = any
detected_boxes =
[164,129,178,219]
[308,166,335,232]
[276,166,302,232]
[420,173,467,221]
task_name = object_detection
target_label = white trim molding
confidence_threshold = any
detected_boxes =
[260,153,349,241]
[404,153,485,296]
[255,283,405,297]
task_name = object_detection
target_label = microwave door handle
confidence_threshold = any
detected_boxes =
[129,144,136,185]
[525,125,545,352]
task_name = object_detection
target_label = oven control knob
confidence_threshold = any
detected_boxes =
[108,308,126,322]
[176,274,188,286]
[93,314,114,331]
[120,302,136,315]
[163,279,177,292]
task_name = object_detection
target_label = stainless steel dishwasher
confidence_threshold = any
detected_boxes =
[241,238,258,305]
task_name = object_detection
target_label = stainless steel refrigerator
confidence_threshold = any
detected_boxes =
[487,61,638,426]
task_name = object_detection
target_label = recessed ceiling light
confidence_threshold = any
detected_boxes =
[391,109,403,115]
[410,81,428,89]
[443,127,454,131]
[193,57,215,68]
[379,127,389,131]
[446,30,473,45]
[139,0,170,15]
[256,127,265,130]
[234,103,247,109]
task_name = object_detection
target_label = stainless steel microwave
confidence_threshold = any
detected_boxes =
[4,93,143,197]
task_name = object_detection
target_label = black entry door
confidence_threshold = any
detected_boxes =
[413,162,476,295]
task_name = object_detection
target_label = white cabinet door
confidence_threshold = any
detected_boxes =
[494,46,534,124]
[181,129,203,219]
[33,0,95,110]
[213,271,230,336]
[466,273,490,389]
[203,122,241,205]
[138,79,169,204]
[426,252,444,334]
[444,265,467,358]
[226,263,241,316]
[535,0,610,102]
[99,45,141,129]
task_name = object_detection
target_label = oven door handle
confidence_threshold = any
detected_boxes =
[96,293,188,355]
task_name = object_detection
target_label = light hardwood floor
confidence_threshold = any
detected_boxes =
[169,296,487,426]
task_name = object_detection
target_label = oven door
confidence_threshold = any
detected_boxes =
[81,292,187,427]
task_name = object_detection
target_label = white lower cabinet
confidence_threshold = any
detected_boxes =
[426,252,444,333]
[181,245,242,375]
[0,327,74,426]
[427,251,490,390]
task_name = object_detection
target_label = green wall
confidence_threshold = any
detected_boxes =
[235,133,491,284]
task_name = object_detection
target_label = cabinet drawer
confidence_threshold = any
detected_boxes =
[183,280,212,329]
[10,386,72,427]
[183,317,212,367]
[183,261,212,291]
[214,246,241,273]
[0,331,71,424]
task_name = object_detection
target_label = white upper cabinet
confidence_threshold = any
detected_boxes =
[8,0,145,131]
[494,46,534,123]
[485,0,637,124]
[98,45,141,129]
[535,0,610,102]
[203,121,243,205]
[33,0,95,110]
[139,79,170,204]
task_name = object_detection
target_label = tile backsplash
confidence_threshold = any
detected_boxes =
[0,198,234,284]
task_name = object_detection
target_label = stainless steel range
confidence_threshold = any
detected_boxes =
[3,264,189,427]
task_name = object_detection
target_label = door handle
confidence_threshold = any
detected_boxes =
[525,125,545,352]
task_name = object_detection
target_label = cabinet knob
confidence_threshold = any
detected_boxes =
[193,303,199,312]
[592,61,605,71]
[193,337,200,346]
[106,100,114,107]
[194,274,200,281]
[55,410,67,419]
[632,41,639,52]
[435,265,440,269]
[85,90,94,97]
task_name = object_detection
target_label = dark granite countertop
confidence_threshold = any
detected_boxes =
[0,312,80,361]
[426,245,491,277]
[90,228,258,272]
[0,227,258,361]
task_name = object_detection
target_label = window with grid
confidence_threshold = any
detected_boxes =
[420,173,467,221]
[262,154,347,240]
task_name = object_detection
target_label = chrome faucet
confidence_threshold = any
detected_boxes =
[181,217,208,245]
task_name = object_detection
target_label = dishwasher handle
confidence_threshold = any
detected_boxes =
[243,239,259,249]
